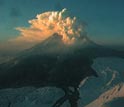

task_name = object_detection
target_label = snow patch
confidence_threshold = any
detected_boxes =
[85,83,124,107]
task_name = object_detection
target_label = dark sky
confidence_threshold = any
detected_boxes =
[0,0,124,45]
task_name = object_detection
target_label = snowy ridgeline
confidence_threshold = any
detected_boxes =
[0,57,124,107]
[85,83,124,107]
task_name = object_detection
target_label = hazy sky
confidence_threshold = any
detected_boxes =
[0,0,124,45]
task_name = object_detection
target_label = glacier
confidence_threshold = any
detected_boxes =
[0,57,124,107]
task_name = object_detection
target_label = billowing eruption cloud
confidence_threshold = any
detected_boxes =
[12,9,86,45]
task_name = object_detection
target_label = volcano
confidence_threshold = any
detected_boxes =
[0,33,123,107]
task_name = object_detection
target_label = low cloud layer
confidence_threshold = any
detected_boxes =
[12,9,86,45]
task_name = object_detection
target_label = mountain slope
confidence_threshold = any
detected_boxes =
[0,33,98,89]
[0,33,124,89]
[0,57,124,107]
[85,83,124,107]
[0,33,124,107]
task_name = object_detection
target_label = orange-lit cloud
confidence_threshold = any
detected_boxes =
[12,9,86,45]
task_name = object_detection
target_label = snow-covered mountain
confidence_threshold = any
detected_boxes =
[0,33,124,107]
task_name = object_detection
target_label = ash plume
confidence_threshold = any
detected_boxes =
[12,9,86,45]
